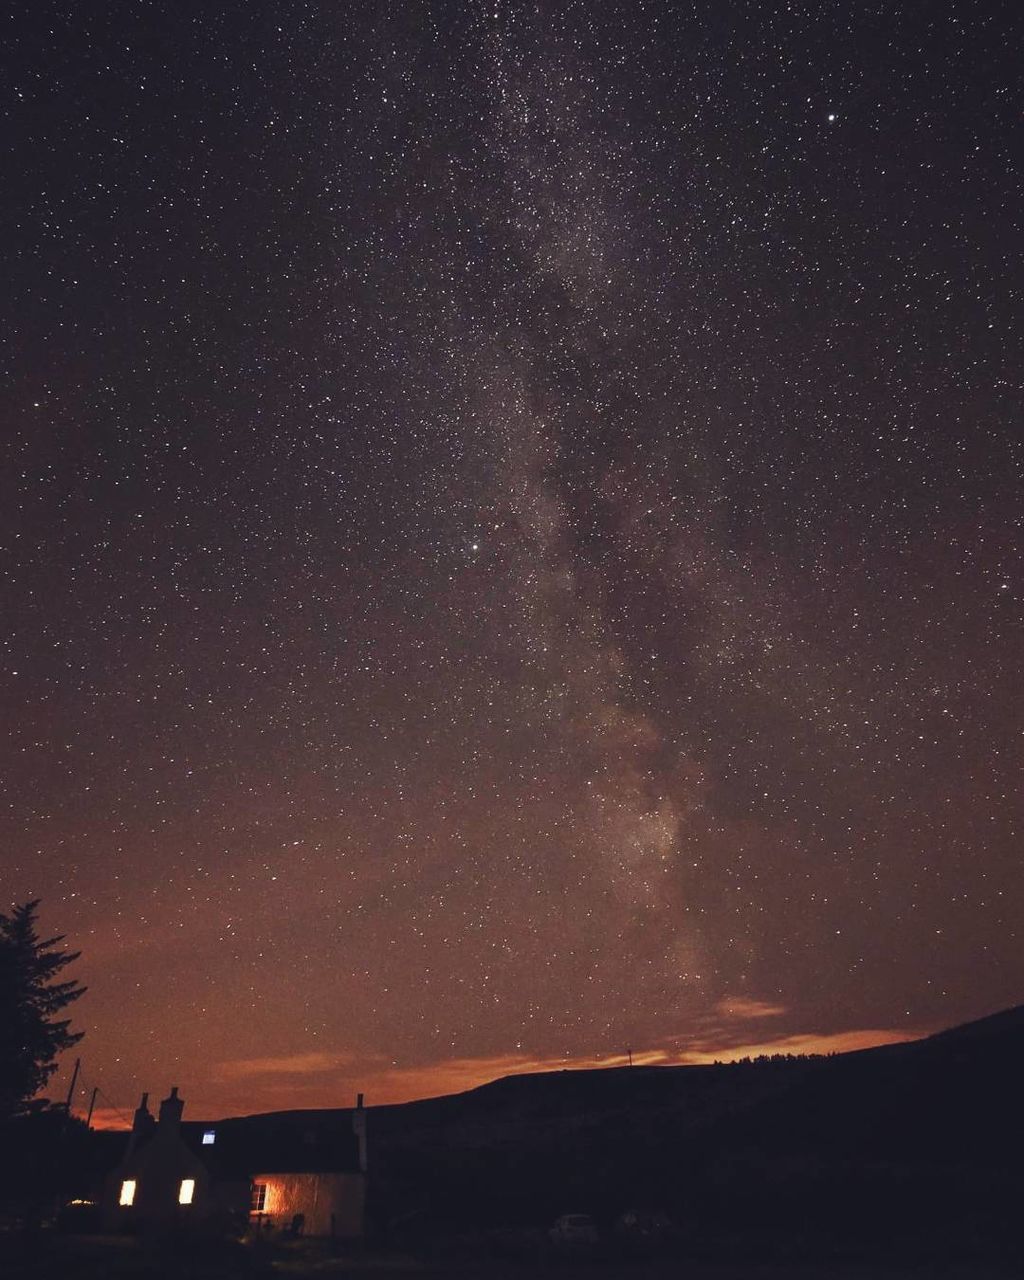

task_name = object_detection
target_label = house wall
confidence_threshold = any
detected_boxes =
[250,1171,365,1237]
[104,1139,211,1230]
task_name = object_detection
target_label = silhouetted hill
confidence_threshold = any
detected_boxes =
[919,1001,1024,1048]
[352,1004,1022,1261]
[85,1005,1024,1264]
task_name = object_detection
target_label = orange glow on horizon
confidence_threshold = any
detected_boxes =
[78,1022,929,1127]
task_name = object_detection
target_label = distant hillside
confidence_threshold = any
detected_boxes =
[92,1004,1024,1263]
[919,1001,1024,1047]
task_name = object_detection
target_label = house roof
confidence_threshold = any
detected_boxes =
[109,1115,361,1182]
[179,1116,362,1178]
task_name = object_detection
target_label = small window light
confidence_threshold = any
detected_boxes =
[251,1182,267,1212]
[202,1129,216,1145]
[179,1178,195,1205]
[119,1180,136,1207]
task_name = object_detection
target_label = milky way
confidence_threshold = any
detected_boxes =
[1,1,1021,1120]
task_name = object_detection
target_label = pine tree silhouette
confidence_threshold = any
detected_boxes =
[0,900,85,1121]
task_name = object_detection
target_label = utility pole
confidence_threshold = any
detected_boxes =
[86,1087,99,1129]
[64,1058,81,1115]
[627,1046,633,1067]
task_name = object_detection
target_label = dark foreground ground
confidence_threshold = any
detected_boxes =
[0,1235,1020,1280]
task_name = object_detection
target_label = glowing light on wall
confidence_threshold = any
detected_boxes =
[119,1180,136,1206]
[202,1129,216,1145]
[179,1178,195,1205]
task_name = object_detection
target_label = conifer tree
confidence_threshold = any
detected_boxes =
[0,901,85,1121]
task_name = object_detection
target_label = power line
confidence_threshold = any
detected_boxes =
[94,1089,134,1129]
[72,1065,134,1129]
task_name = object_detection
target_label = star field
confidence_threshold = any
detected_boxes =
[1,0,1021,1118]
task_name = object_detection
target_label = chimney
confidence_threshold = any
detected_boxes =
[133,1092,151,1131]
[124,1091,154,1159]
[352,1093,367,1173]
[158,1086,184,1134]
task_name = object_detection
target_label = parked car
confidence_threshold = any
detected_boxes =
[55,1198,102,1234]
[613,1208,673,1256]
[548,1212,600,1253]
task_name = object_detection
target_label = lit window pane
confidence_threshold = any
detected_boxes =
[201,1130,216,1145]
[179,1178,195,1205]
[119,1180,136,1206]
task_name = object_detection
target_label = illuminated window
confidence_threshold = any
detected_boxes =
[202,1129,216,1145]
[119,1180,136,1206]
[251,1183,267,1212]
[178,1179,195,1206]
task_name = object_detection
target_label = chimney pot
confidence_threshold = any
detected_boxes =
[158,1086,185,1132]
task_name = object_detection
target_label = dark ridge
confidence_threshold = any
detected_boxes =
[201,1002,1024,1132]
[920,1001,1024,1046]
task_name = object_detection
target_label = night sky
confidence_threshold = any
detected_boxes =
[2,1,1021,1123]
